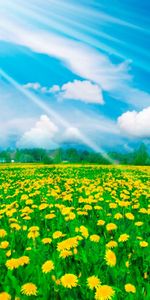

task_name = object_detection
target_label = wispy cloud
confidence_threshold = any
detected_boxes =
[0,17,150,109]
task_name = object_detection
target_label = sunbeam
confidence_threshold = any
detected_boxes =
[0,68,115,163]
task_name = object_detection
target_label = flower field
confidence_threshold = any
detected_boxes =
[0,164,149,300]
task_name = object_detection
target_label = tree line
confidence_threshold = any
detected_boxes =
[0,143,149,166]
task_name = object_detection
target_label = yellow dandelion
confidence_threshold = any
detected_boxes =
[118,201,130,207]
[10,223,21,230]
[60,273,78,288]
[27,231,39,239]
[26,199,33,205]
[42,260,54,273]
[6,258,20,270]
[106,223,117,231]
[95,285,115,300]
[57,237,78,251]
[114,213,123,220]
[18,256,30,266]
[21,283,37,296]
[125,261,130,268]
[53,231,64,239]
[87,276,101,290]
[109,203,117,209]
[45,213,56,219]
[106,241,118,248]
[133,203,140,209]
[0,292,11,300]
[65,212,76,221]
[125,284,136,293]
[90,235,100,242]
[118,234,129,242]
[42,238,52,244]
[125,213,134,220]
[139,241,148,247]
[0,241,9,249]
[0,229,7,238]
[80,226,89,238]
[134,221,143,227]
[97,220,105,226]
[23,215,31,220]
[28,226,39,232]
[139,208,147,214]
[105,249,116,267]
[39,203,49,210]
[59,250,72,259]
[84,204,92,210]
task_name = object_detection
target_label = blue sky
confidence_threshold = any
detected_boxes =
[0,0,150,152]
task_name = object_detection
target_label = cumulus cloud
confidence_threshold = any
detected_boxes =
[23,80,104,104]
[118,106,150,138]
[62,127,81,143]
[17,115,58,148]
[60,80,104,104]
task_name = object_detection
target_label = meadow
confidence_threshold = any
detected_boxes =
[0,164,149,300]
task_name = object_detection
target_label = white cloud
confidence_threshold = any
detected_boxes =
[0,17,149,108]
[60,80,104,104]
[17,115,58,148]
[23,82,41,90]
[0,72,121,150]
[23,80,104,104]
[23,82,60,94]
[62,127,81,143]
[118,106,150,138]
[49,85,60,93]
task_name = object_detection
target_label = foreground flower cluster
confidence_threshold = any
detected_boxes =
[0,164,149,299]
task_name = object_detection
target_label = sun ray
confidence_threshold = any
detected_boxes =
[0,68,115,164]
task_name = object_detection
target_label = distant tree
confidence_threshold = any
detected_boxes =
[66,148,79,163]
[0,150,11,162]
[20,154,35,163]
[0,145,149,165]
[29,148,46,162]
[133,143,149,165]
[80,150,90,163]
[42,155,53,164]
[53,148,63,163]
[14,148,49,163]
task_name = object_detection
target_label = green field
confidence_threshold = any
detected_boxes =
[0,164,149,300]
